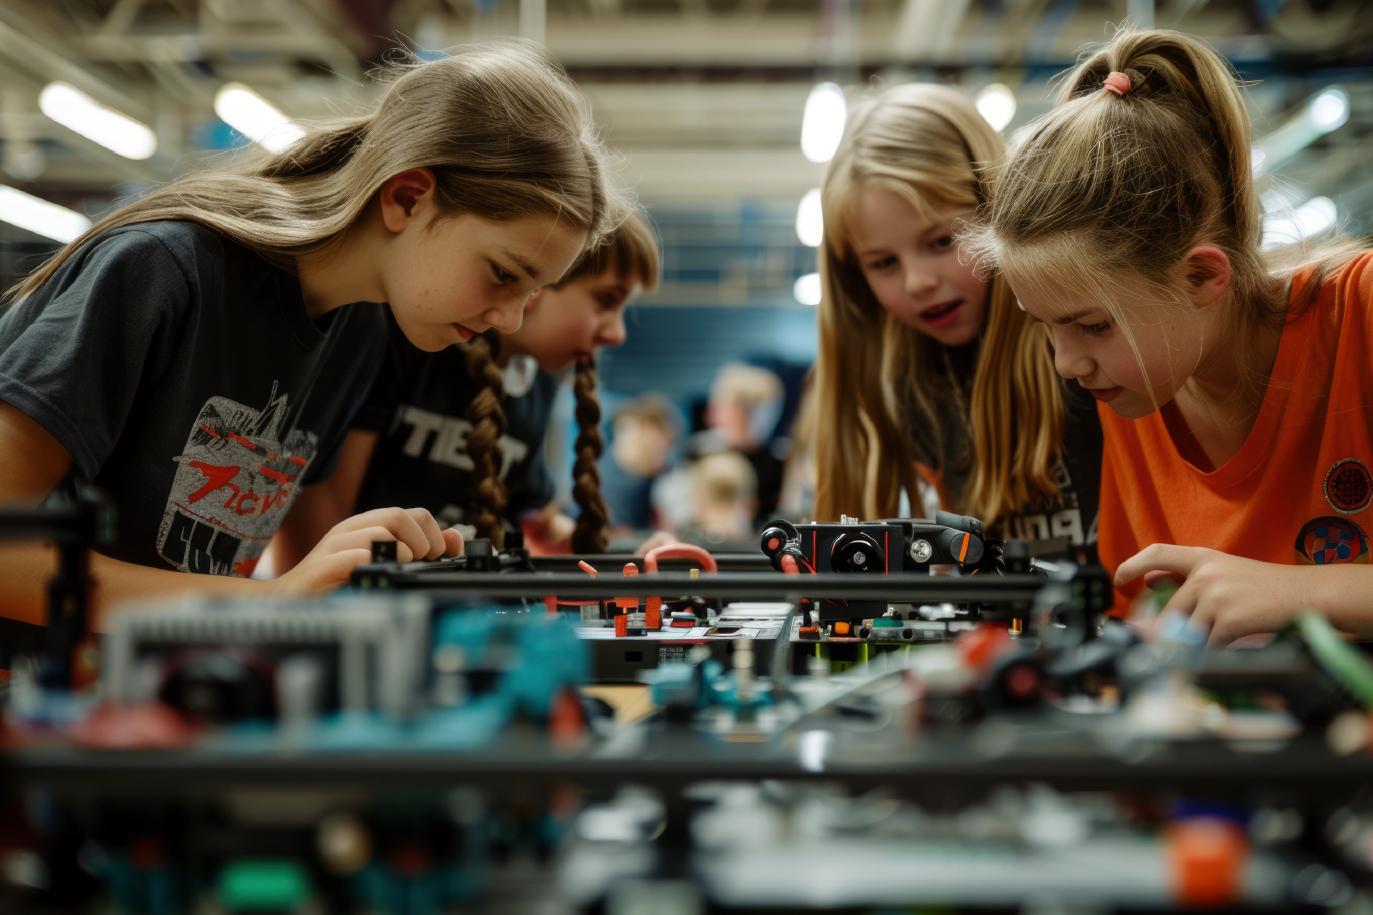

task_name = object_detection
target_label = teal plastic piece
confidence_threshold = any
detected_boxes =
[431,612,589,719]
[648,662,709,710]
[105,856,181,915]
[217,860,310,911]
[647,658,773,715]
[355,865,482,914]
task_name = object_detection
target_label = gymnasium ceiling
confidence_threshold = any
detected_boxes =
[0,0,1369,305]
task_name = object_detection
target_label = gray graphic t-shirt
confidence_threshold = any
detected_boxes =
[0,221,387,576]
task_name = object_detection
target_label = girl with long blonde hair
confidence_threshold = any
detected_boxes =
[0,39,619,626]
[814,82,1100,551]
[965,28,1373,642]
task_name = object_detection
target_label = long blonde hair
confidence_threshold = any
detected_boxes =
[963,27,1360,404]
[10,39,620,300]
[813,82,1065,525]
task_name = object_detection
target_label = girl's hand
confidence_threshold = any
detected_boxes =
[1115,544,1315,646]
[272,506,463,596]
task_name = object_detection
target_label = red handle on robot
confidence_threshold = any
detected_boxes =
[641,542,719,575]
[641,542,717,629]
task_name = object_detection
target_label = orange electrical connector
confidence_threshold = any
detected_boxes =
[1167,819,1248,908]
[958,625,1011,670]
[616,563,639,612]
[623,562,662,630]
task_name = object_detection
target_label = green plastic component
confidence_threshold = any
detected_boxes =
[1141,581,1178,617]
[218,860,310,911]
[871,617,902,628]
[1298,614,1373,708]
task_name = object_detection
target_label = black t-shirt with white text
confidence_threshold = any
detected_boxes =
[353,322,558,538]
[920,379,1102,555]
[0,221,387,576]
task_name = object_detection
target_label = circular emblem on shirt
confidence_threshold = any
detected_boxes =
[1323,458,1373,515]
[1294,516,1370,565]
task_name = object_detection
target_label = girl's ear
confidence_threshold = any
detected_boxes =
[378,168,437,232]
[1181,245,1232,308]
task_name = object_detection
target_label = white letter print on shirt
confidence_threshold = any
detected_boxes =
[396,406,528,478]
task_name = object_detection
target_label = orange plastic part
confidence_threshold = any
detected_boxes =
[1167,819,1248,908]
[958,625,1011,670]
[549,687,585,747]
[616,563,639,612]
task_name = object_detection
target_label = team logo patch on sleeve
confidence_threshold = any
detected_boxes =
[1323,458,1373,515]
[1295,516,1370,565]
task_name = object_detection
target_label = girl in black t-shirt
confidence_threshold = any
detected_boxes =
[0,41,621,627]
[274,210,661,565]
[811,83,1101,551]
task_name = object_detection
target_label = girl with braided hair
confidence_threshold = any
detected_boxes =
[0,40,619,626]
[292,209,659,557]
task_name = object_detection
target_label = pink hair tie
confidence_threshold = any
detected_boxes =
[1103,71,1132,97]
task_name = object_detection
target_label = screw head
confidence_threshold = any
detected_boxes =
[910,539,933,563]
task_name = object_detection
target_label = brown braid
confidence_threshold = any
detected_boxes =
[463,333,509,549]
[571,357,609,553]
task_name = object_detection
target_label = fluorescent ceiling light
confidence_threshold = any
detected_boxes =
[1261,196,1337,250]
[38,82,156,161]
[0,185,91,243]
[1253,85,1349,176]
[793,272,822,306]
[801,83,846,164]
[795,188,824,248]
[975,83,1017,132]
[214,83,305,153]
[1307,88,1349,133]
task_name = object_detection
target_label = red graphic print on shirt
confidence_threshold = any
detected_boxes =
[156,382,316,576]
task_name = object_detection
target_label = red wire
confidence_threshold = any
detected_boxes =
[550,558,607,608]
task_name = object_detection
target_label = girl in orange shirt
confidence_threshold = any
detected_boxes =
[966,27,1372,644]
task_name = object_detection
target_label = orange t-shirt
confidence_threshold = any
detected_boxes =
[1098,252,1373,612]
